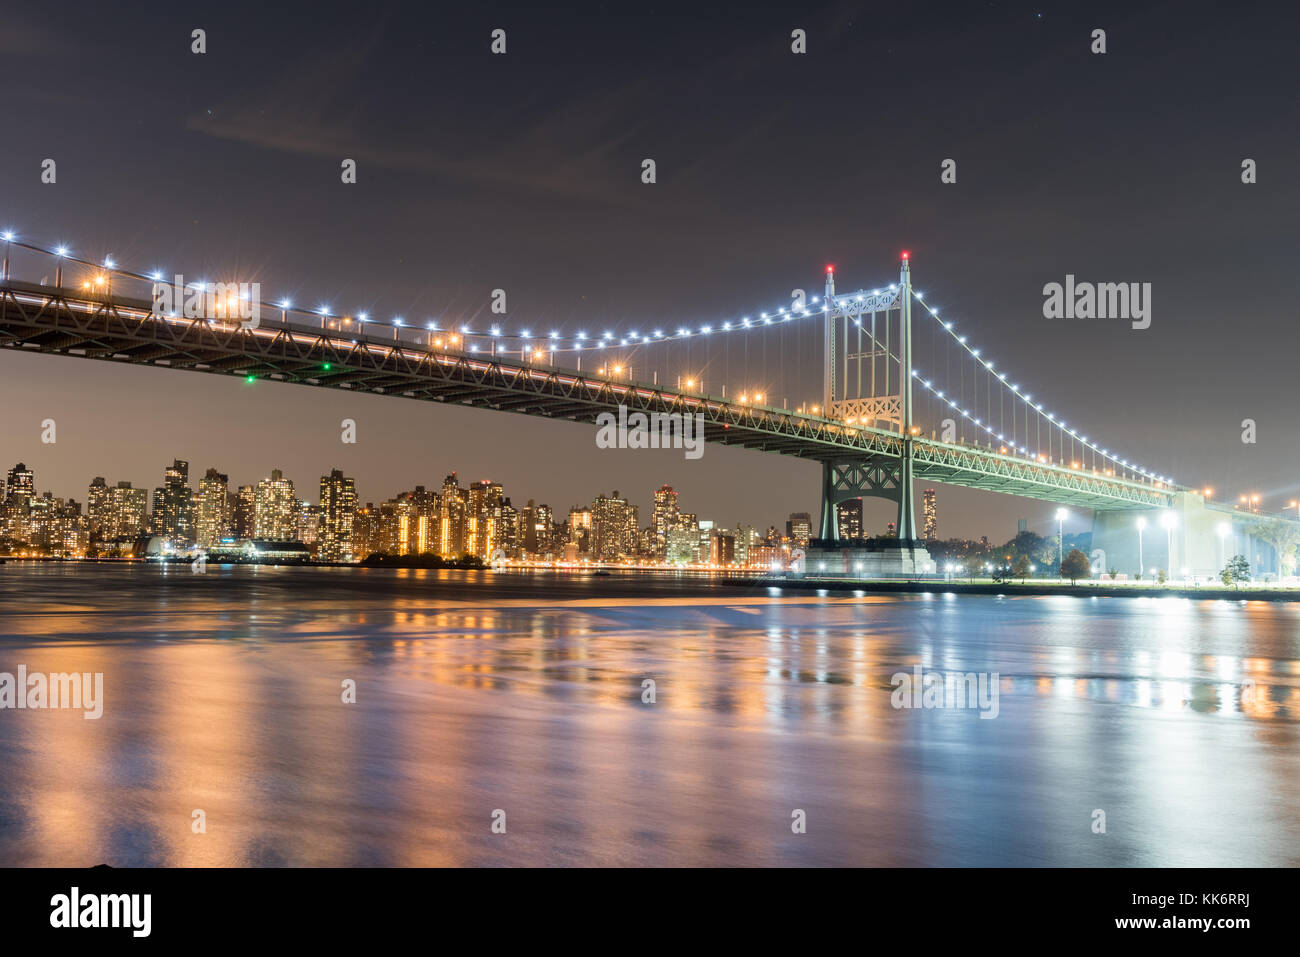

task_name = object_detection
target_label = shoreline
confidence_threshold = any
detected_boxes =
[732,575,1300,603]
[5,558,1298,602]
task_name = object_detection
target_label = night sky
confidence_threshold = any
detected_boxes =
[2,0,1296,540]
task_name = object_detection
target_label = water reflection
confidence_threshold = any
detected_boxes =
[1,564,1297,866]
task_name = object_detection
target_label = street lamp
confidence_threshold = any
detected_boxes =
[1055,507,1068,576]
[1136,516,1147,580]
[1160,510,1177,579]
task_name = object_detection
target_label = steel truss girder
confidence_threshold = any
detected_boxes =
[823,457,904,505]
[830,396,901,427]
[825,289,900,318]
[0,283,1177,511]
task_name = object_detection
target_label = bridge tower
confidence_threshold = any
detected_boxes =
[897,252,919,542]
[812,254,930,577]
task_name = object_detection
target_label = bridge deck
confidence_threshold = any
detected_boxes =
[0,282,1176,510]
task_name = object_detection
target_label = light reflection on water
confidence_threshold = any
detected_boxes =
[0,563,1297,866]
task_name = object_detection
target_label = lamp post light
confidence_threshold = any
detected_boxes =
[1055,507,1068,577]
[1137,516,1147,580]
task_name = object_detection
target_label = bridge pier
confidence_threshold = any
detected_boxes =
[1089,492,1276,581]
[808,455,934,579]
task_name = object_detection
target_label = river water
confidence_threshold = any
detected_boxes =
[0,563,1296,866]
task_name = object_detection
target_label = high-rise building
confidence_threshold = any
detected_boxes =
[3,462,36,540]
[387,485,438,555]
[439,473,467,557]
[152,459,194,544]
[465,480,504,560]
[651,485,680,560]
[195,468,230,546]
[87,477,148,546]
[836,499,863,540]
[923,489,938,541]
[666,524,699,563]
[87,477,111,541]
[568,506,593,555]
[637,525,658,558]
[233,485,256,539]
[709,529,736,565]
[520,499,553,557]
[352,503,380,560]
[733,524,757,565]
[591,491,638,560]
[114,482,148,540]
[319,469,358,562]
[28,493,87,555]
[786,512,812,546]
[500,498,520,558]
[254,469,298,541]
[4,462,34,509]
[296,502,321,546]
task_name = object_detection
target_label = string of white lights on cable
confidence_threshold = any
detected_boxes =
[0,232,1176,488]
[909,289,1175,487]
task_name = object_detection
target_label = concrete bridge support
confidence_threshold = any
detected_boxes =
[809,454,934,578]
[1090,492,1274,581]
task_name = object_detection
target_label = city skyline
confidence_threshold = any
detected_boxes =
[1,455,837,565]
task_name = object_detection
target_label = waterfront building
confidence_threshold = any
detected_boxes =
[195,468,230,546]
[254,468,298,541]
[319,469,358,562]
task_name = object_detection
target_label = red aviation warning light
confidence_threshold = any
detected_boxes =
[825,264,835,273]
[900,250,911,261]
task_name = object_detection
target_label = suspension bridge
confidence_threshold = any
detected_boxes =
[0,234,1283,577]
